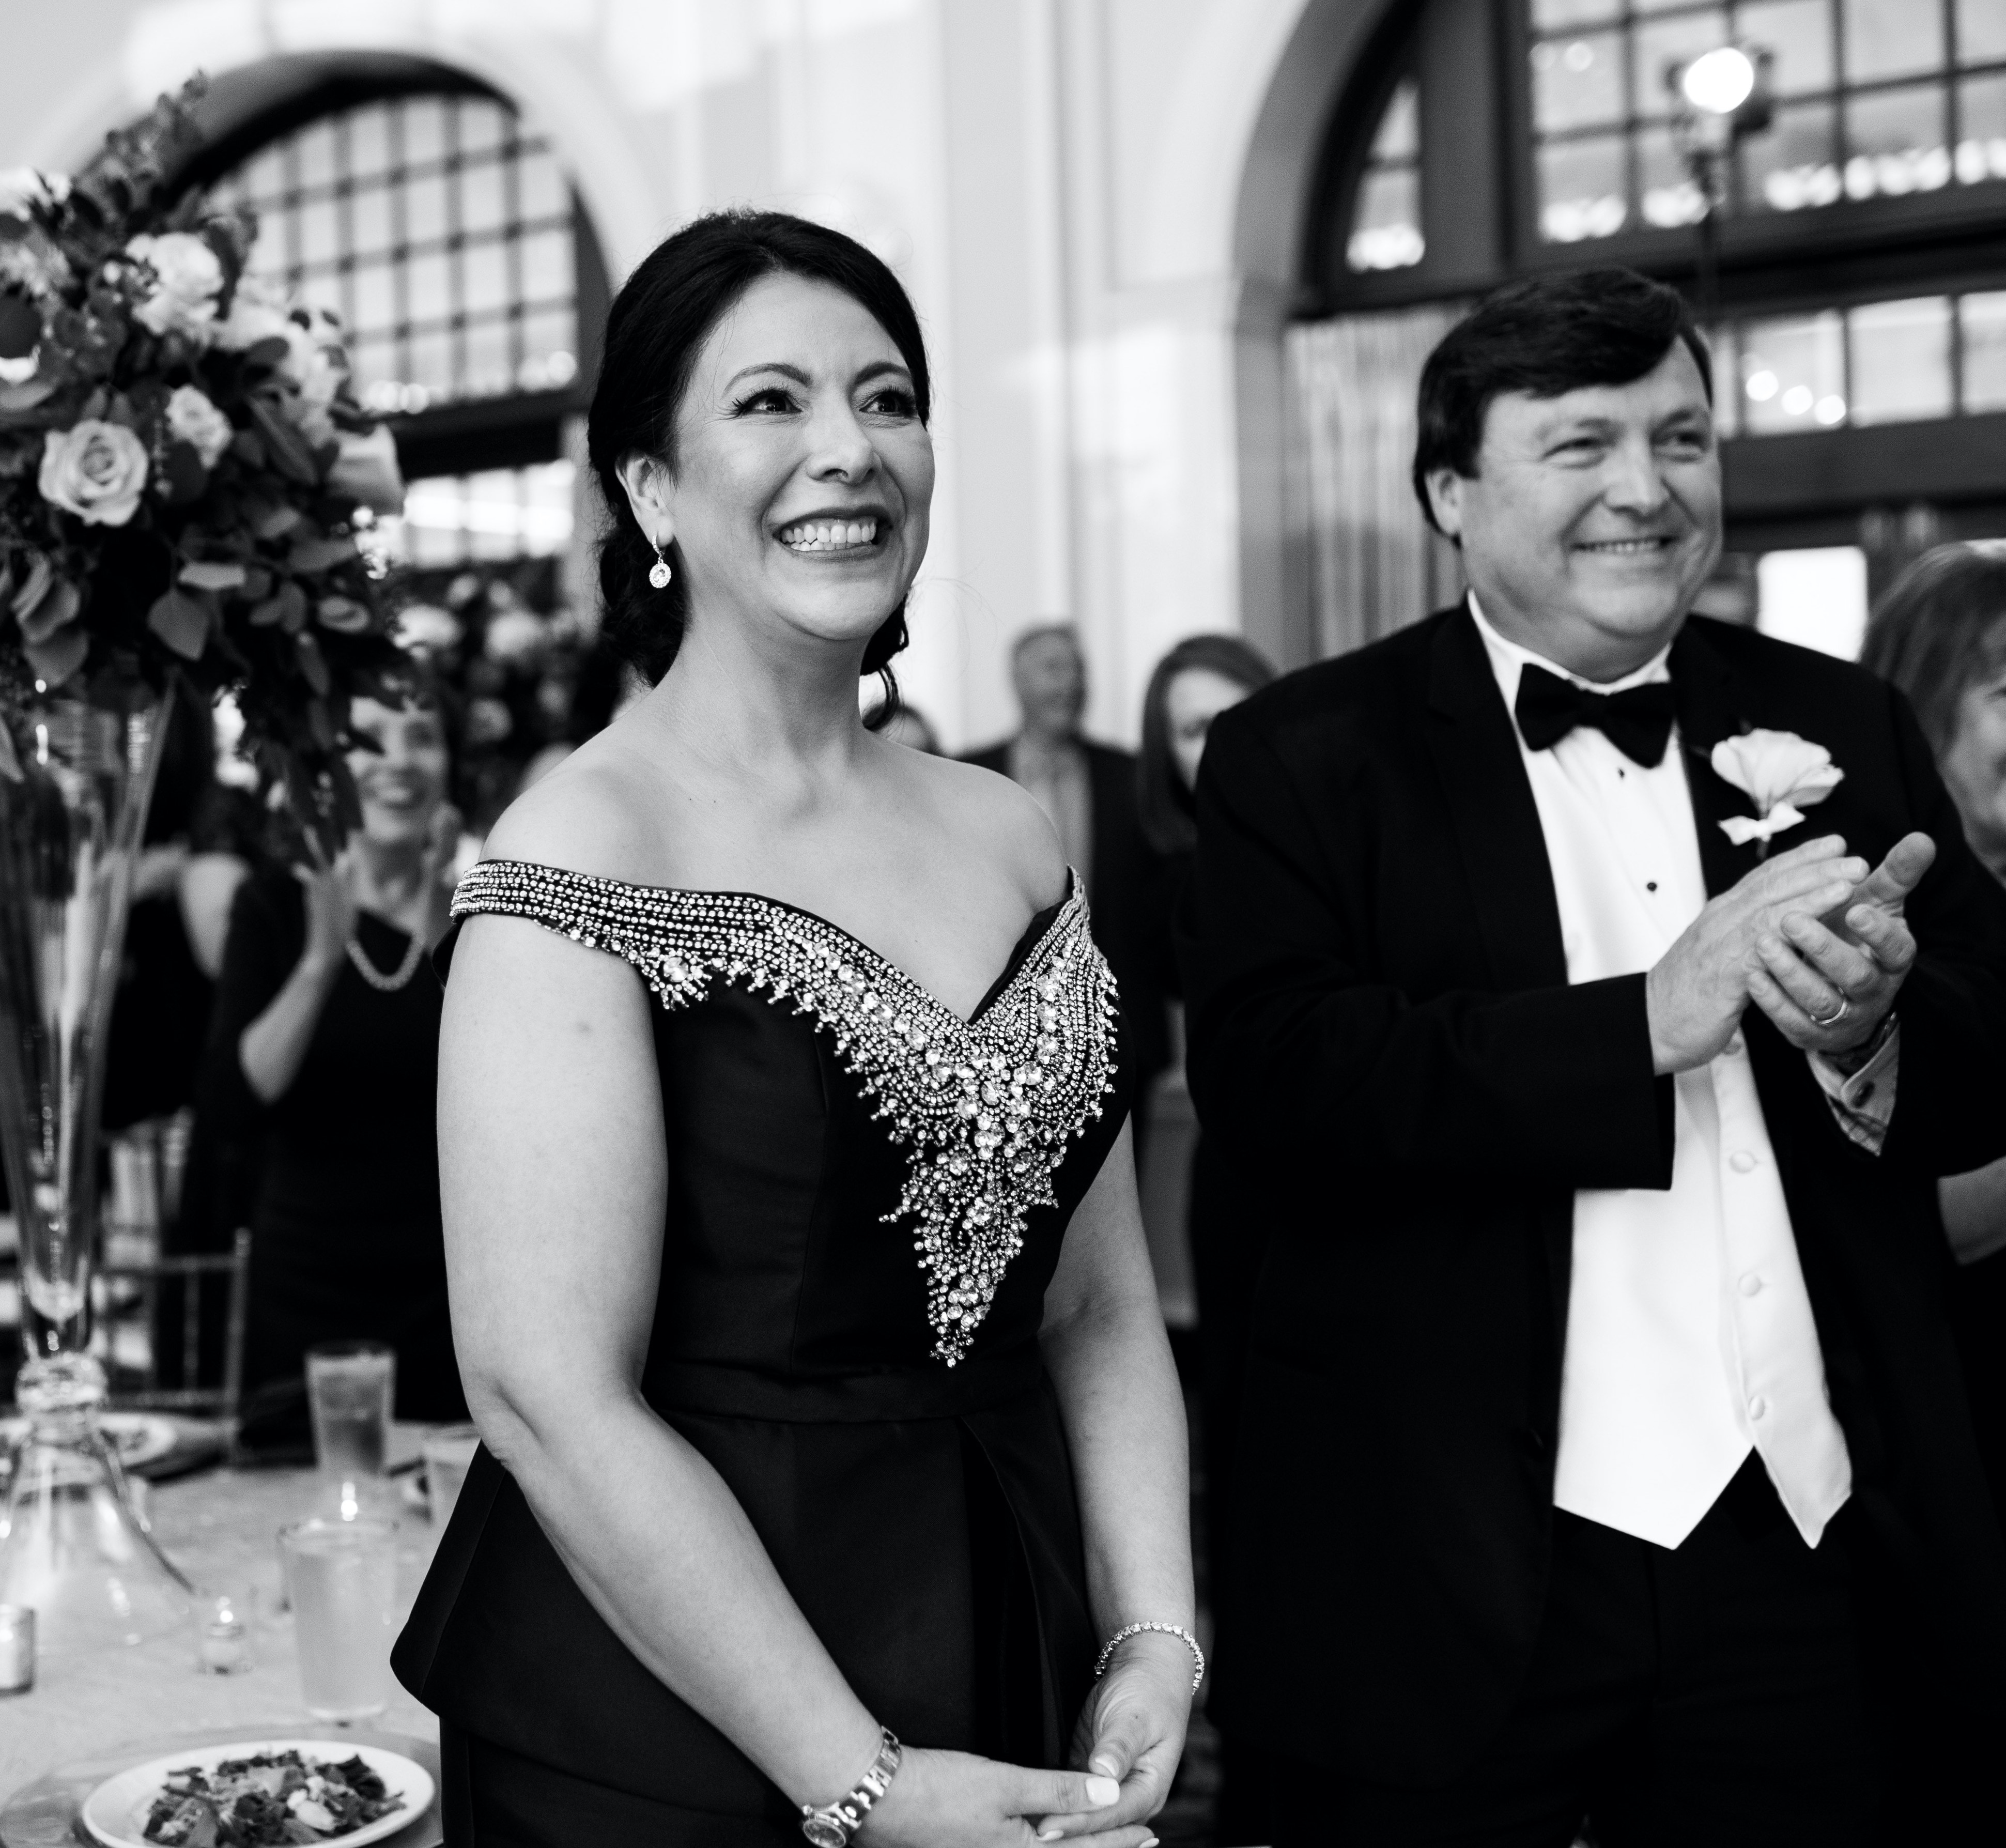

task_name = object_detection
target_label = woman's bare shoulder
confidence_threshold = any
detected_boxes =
[887,742,1071,910]
[479,721,682,886]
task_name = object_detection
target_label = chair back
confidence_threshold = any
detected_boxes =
[98,1228,252,1444]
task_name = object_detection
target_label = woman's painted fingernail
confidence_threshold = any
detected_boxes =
[1085,1776,1121,1806]
[1037,1832,1063,1842]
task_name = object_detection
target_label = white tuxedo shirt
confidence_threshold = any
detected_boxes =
[1470,598,1856,1550]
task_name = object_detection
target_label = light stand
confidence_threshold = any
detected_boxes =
[1667,44,1774,327]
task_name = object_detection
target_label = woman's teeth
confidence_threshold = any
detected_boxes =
[779,519,879,552]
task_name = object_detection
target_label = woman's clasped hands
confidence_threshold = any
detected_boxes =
[859,1629,1189,1846]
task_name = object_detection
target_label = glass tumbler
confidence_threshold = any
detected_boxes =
[305,1342,395,1496]
[279,1517,398,1720]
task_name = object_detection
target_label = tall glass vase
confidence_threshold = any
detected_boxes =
[0,689,194,1649]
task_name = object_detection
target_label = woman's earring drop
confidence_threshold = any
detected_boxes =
[649,543,673,591]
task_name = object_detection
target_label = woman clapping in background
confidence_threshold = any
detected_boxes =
[200,689,467,1434]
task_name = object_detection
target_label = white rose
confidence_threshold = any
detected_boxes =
[0,168,62,218]
[1710,729,1845,847]
[210,283,294,352]
[126,232,225,341]
[39,420,149,526]
[395,604,462,653]
[164,383,234,468]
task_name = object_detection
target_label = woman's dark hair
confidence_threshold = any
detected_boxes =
[1860,542,2006,759]
[1412,267,1712,534]
[1137,634,1276,855]
[587,209,931,716]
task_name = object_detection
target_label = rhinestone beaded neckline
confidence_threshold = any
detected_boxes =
[450,859,1121,1366]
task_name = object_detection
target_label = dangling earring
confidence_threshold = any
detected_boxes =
[649,541,673,590]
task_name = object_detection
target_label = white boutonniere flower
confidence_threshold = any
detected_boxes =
[1710,729,1844,846]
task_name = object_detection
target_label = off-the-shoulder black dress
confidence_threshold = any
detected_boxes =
[393,860,1131,1845]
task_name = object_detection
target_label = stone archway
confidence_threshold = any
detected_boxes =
[1222,0,1402,668]
[20,10,669,286]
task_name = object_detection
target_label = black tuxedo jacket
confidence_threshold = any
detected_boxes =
[962,736,1168,1085]
[1179,604,2006,1783]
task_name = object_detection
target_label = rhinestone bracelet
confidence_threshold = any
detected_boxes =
[1094,1621,1205,1695]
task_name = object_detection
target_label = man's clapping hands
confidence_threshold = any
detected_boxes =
[1646,830,1935,1074]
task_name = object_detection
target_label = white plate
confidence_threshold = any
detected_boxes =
[79,1741,434,1848]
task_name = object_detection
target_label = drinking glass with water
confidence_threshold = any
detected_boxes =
[279,1517,398,1721]
[305,1342,395,1490]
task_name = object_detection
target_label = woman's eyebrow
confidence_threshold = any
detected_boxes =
[722,361,812,391]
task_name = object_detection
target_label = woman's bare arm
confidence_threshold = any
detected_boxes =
[238,861,353,1104]
[1035,1120,1195,1834]
[440,910,887,1798]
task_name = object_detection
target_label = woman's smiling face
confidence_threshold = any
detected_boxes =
[632,270,934,660]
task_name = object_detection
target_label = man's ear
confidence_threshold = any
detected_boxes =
[1425,467,1468,540]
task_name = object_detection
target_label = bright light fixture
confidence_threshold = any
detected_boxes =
[1813,395,1846,425]
[1745,368,1779,401]
[1781,384,1814,415]
[1681,45,1758,117]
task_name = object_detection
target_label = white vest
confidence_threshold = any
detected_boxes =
[1470,599,1852,1550]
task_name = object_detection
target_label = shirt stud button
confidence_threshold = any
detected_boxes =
[1739,1273,1763,1297]
[1730,1150,1758,1173]
[1749,1396,1768,1421]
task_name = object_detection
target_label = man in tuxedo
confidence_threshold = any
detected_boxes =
[965,624,1166,1101]
[1181,268,2006,1844]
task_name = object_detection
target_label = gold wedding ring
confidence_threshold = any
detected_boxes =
[1810,993,1851,1028]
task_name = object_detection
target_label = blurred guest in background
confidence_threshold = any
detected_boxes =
[1135,632,1275,1844]
[1861,539,2006,1518]
[965,625,1166,1133]
[103,688,259,1141]
[202,690,467,1433]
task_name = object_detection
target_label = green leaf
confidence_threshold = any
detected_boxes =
[179,560,247,591]
[248,579,307,629]
[24,623,88,686]
[295,629,330,694]
[147,589,210,659]
[246,395,318,484]
[315,594,372,634]
[288,535,357,574]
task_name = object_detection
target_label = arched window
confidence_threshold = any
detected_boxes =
[185,77,610,575]
[1292,0,2006,659]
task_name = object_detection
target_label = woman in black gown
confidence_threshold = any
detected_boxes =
[394,212,1195,1846]
[202,692,466,1425]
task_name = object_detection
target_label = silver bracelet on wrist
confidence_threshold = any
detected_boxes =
[1094,1621,1205,1695]
[798,1726,901,1847]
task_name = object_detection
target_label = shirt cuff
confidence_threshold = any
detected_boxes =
[1808,1019,1900,1155]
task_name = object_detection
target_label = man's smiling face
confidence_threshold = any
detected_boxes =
[1426,338,1724,681]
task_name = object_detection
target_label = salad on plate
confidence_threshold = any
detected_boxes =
[140,1750,405,1847]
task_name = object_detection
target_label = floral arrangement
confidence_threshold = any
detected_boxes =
[0,80,408,849]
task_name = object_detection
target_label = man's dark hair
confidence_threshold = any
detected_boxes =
[1411,267,1712,534]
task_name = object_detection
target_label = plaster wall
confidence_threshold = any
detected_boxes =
[0,0,1383,746]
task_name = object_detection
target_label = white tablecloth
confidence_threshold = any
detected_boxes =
[1,1427,444,1803]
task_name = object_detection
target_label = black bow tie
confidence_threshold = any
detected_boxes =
[1514,665,1676,768]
